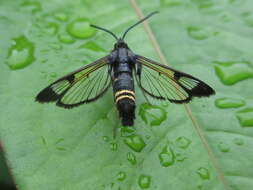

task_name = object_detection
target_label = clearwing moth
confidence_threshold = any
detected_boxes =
[36,11,215,126]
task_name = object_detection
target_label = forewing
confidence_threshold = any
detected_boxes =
[135,55,215,103]
[36,56,111,108]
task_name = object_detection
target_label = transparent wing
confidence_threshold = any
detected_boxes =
[135,55,215,103]
[36,56,111,108]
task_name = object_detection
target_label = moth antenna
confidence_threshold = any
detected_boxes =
[90,24,118,41]
[122,11,158,40]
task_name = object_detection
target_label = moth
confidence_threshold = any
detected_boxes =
[36,11,215,126]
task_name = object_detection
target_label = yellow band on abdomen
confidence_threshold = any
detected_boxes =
[115,90,135,98]
[116,95,135,103]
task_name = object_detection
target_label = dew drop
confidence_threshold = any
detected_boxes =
[103,136,109,142]
[127,152,137,165]
[236,107,253,127]
[110,142,118,151]
[218,142,230,152]
[21,1,42,13]
[67,18,96,39]
[160,0,183,7]
[45,22,58,35]
[175,136,191,149]
[54,12,68,22]
[159,144,175,167]
[79,41,106,52]
[242,12,253,27]
[6,35,35,70]
[58,34,75,44]
[214,61,253,85]
[233,138,244,146]
[197,167,210,180]
[187,26,209,40]
[138,103,167,126]
[124,135,146,152]
[175,153,187,162]
[120,127,135,137]
[138,175,151,189]
[49,42,62,50]
[215,98,245,109]
[50,72,57,78]
[191,0,214,9]
[117,171,126,181]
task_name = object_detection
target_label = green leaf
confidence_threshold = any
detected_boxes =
[0,0,253,190]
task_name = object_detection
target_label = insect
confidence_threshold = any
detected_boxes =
[36,11,215,126]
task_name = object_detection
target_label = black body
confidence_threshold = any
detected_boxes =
[35,12,215,127]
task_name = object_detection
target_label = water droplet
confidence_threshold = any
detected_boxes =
[110,142,118,151]
[6,35,35,70]
[21,1,41,13]
[54,12,68,22]
[175,153,187,162]
[214,61,253,85]
[49,42,62,50]
[41,136,47,145]
[175,136,191,149]
[45,22,58,35]
[127,152,137,165]
[159,144,175,167]
[117,171,126,181]
[138,103,167,126]
[215,98,245,109]
[187,26,209,40]
[197,167,210,180]
[124,135,146,152]
[242,12,253,27]
[236,107,253,127]
[58,34,75,44]
[50,72,57,78]
[218,142,230,152]
[120,127,135,137]
[79,41,106,52]
[103,136,109,142]
[160,0,182,7]
[233,138,244,146]
[67,18,96,39]
[56,147,66,151]
[138,175,151,189]
[191,0,214,9]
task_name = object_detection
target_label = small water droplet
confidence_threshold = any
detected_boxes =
[187,26,209,40]
[191,0,214,9]
[117,171,126,181]
[175,136,191,149]
[103,136,109,142]
[120,127,135,137]
[67,18,96,39]
[215,98,245,109]
[41,136,47,145]
[236,107,253,127]
[160,0,182,7]
[139,103,167,126]
[58,34,75,44]
[242,12,253,27]
[159,144,175,167]
[21,1,41,13]
[45,22,58,35]
[55,138,64,144]
[124,135,146,152]
[56,147,66,151]
[110,142,118,151]
[218,142,230,152]
[175,153,187,162]
[197,167,210,180]
[233,138,244,146]
[214,61,253,85]
[138,175,151,189]
[79,41,106,52]
[127,152,137,165]
[6,35,35,70]
[50,72,57,78]
[49,42,62,50]
[54,12,68,22]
